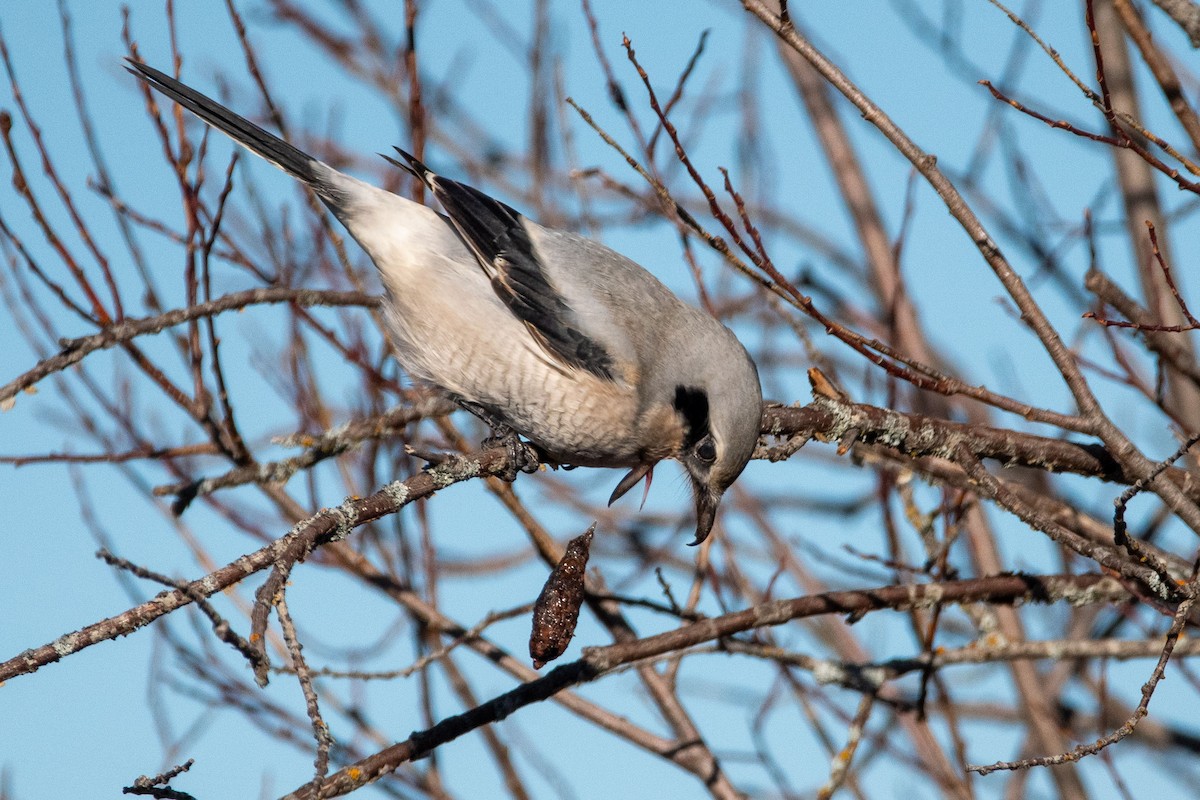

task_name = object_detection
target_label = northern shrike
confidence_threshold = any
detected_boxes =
[128,60,761,544]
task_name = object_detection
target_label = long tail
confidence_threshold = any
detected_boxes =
[127,60,322,187]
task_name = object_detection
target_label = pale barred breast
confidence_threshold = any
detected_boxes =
[494,361,645,465]
[407,309,649,464]
[345,188,679,466]
[373,249,655,465]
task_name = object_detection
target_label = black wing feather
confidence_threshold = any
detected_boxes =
[390,149,614,380]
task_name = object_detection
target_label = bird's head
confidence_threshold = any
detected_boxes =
[608,317,762,545]
[672,348,762,544]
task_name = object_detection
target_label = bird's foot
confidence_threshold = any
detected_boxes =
[449,396,541,480]
[483,428,541,481]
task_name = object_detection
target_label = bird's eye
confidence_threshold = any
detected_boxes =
[695,438,717,463]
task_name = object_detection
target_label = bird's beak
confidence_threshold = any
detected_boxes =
[689,487,721,546]
[609,463,653,507]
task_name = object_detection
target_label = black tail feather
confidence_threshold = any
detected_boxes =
[383,147,432,183]
[378,150,417,178]
[126,59,319,185]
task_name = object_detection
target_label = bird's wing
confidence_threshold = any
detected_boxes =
[387,150,616,381]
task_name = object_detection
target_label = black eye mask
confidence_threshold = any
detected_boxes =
[674,385,711,451]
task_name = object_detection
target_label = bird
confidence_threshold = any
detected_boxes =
[127,60,762,545]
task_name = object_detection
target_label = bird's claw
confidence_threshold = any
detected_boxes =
[453,396,541,480]
[483,430,541,481]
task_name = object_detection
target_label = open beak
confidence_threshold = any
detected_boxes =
[608,463,654,507]
[689,487,721,546]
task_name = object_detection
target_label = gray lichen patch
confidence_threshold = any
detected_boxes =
[426,456,482,487]
[813,395,967,462]
[51,631,82,658]
[1055,576,1130,605]
[380,480,410,508]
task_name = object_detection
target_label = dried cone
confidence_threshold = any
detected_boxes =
[529,525,594,668]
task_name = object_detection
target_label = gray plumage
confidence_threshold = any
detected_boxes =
[128,60,762,545]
